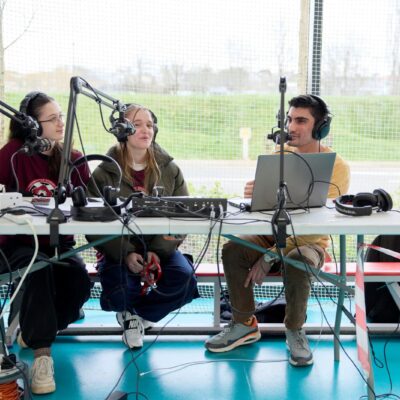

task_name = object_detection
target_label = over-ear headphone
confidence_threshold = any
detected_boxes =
[308,94,332,140]
[69,154,123,221]
[335,189,393,216]
[71,185,119,207]
[110,104,158,143]
[19,91,44,136]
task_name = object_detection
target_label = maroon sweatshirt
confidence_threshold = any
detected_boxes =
[0,138,90,250]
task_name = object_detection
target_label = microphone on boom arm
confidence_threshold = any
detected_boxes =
[109,108,135,143]
[20,137,52,155]
[267,110,292,144]
[18,115,52,155]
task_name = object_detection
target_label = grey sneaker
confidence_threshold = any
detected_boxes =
[116,311,144,349]
[285,328,313,366]
[205,317,261,353]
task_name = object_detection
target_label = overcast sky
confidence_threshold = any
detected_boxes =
[3,0,397,75]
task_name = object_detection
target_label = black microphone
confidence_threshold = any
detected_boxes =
[267,129,292,144]
[267,109,292,144]
[20,137,52,155]
[110,111,135,142]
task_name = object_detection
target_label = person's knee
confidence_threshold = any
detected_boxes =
[222,240,244,267]
[286,246,324,268]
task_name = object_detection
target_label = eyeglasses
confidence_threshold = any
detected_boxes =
[38,113,65,124]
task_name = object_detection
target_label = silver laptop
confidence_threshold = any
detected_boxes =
[229,152,336,212]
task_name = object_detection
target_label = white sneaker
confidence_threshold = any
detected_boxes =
[116,311,145,349]
[142,319,155,330]
[31,356,56,394]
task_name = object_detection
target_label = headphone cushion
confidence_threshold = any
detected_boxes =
[352,192,378,208]
[71,186,87,207]
[373,189,393,212]
[19,91,43,138]
[103,185,119,206]
[313,116,331,140]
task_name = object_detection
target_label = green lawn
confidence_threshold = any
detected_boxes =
[3,92,400,161]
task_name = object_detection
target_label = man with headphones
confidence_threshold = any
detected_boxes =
[205,94,350,367]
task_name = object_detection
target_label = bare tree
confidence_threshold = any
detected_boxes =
[0,0,7,144]
[390,0,400,94]
[161,64,183,94]
[0,0,34,144]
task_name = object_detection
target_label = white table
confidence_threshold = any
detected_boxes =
[2,200,400,400]
[2,199,400,236]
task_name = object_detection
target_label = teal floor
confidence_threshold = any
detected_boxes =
[6,299,400,400]
[13,331,400,400]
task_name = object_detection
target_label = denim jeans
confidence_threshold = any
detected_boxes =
[97,250,199,322]
[222,235,325,330]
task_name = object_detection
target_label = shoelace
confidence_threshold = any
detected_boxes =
[292,332,308,350]
[217,321,236,337]
[34,358,54,378]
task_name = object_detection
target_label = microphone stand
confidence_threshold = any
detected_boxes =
[49,76,129,249]
[271,77,290,248]
[56,76,128,205]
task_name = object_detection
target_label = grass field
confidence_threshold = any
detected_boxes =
[3,92,400,161]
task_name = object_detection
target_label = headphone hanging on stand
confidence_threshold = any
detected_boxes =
[69,154,123,221]
[335,189,393,216]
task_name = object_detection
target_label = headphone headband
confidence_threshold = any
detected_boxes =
[19,91,43,114]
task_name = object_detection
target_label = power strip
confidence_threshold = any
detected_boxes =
[2,213,32,225]
[0,193,23,210]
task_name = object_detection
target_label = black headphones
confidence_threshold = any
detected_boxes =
[19,91,44,137]
[307,94,332,140]
[109,104,158,143]
[335,189,393,216]
[69,154,123,221]
[71,185,120,207]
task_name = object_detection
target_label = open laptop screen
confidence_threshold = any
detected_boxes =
[229,152,336,212]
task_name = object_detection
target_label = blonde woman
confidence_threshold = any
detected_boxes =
[87,104,199,349]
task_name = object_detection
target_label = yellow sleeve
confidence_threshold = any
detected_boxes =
[328,152,350,198]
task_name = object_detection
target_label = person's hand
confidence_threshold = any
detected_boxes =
[244,255,272,288]
[244,180,255,198]
[145,251,160,270]
[125,252,145,274]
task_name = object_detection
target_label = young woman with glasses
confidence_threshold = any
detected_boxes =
[0,92,92,395]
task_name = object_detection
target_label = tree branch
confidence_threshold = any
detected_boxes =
[4,10,35,51]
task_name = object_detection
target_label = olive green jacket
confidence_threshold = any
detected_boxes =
[86,143,188,261]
